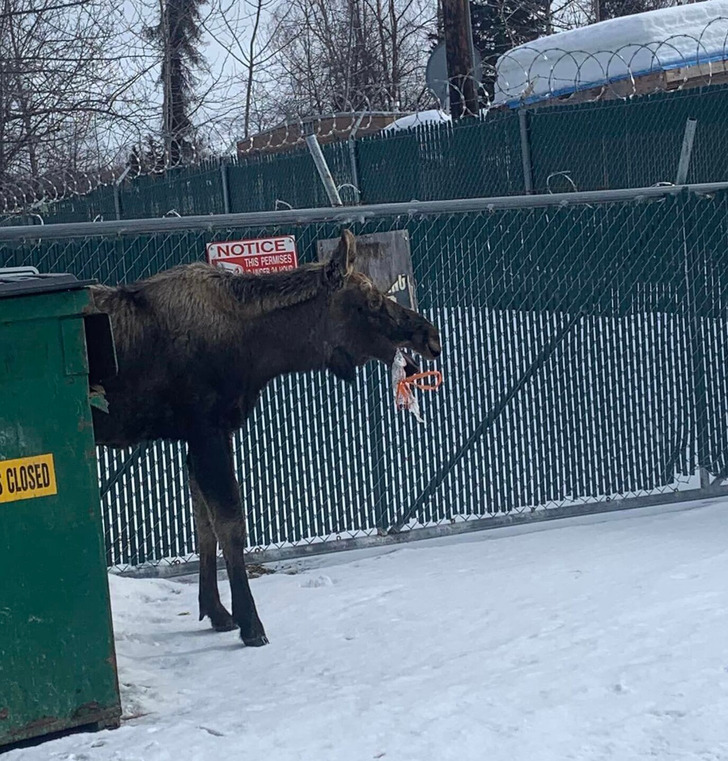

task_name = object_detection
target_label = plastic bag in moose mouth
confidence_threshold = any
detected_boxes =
[392,349,443,424]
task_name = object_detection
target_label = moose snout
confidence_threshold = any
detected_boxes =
[396,309,441,360]
[414,324,441,360]
[425,328,441,359]
[427,331,442,359]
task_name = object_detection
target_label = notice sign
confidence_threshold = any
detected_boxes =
[0,453,57,504]
[206,236,298,275]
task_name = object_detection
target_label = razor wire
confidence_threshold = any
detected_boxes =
[3,79,727,222]
[492,16,728,107]
[2,20,728,221]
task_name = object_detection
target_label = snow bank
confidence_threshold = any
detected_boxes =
[494,0,728,107]
[382,109,452,133]
[6,499,728,761]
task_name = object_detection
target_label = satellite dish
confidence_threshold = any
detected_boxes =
[426,41,483,110]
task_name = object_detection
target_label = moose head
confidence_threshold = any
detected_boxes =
[320,229,441,383]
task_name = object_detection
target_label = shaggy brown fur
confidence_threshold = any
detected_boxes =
[89,229,441,646]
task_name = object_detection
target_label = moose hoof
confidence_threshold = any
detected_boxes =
[211,615,237,633]
[242,633,269,647]
[240,620,269,646]
[201,605,237,632]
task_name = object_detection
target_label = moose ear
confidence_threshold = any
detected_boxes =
[324,229,356,289]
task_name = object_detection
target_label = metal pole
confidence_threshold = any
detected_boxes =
[347,114,364,205]
[220,162,231,214]
[113,187,122,221]
[700,468,711,489]
[519,110,534,194]
[676,118,698,186]
[680,189,710,494]
[463,0,478,91]
[113,165,133,221]
[305,134,343,207]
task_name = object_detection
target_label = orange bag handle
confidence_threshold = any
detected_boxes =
[396,370,443,409]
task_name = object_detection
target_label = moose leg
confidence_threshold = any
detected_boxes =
[189,471,236,632]
[187,431,268,647]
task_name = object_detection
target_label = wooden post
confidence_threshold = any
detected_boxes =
[443,0,478,119]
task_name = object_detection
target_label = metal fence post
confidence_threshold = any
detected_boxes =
[305,134,343,207]
[365,368,391,534]
[220,161,231,214]
[676,118,698,186]
[348,136,362,205]
[681,190,711,486]
[519,109,534,194]
[113,186,122,221]
[113,165,132,221]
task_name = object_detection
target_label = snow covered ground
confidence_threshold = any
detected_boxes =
[7,498,728,761]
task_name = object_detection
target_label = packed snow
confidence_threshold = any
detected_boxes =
[382,110,452,133]
[494,0,728,106]
[7,498,728,761]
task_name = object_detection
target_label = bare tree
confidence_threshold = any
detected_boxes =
[0,0,105,178]
[0,0,167,208]
[551,0,705,29]
[595,0,692,22]
[450,0,550,100]
[195,0,297,141]
[263,0,436,121]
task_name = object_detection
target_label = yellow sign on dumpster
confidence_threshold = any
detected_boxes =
[0,454,57,504]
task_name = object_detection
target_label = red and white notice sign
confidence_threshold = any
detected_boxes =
[206,235,298,275]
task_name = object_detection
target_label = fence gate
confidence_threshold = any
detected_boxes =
[1,184,728,573]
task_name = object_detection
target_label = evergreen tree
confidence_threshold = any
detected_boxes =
[146,0,206,166]
[598,0,673,21]
[471,0,550,99]
[429,0,549,103]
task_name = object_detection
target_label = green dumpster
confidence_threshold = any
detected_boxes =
[0,267,122,748]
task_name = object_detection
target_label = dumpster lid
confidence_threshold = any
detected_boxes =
[0,267,95,298]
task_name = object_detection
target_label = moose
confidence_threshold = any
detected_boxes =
[88,229,441,646]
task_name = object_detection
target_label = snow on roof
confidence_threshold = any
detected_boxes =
[494,0,728,107]
[381,109,452,133]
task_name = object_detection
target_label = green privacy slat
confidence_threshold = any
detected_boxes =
[3,189,728,568]
[529,84,728,194]
[5,83,728,231]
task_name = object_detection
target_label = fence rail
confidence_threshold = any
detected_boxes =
[2,181,728,242]
[2,184,728,573]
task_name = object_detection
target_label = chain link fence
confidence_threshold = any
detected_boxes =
[528,84,728,194]
[4,79,728,225]
[2,184,728,571]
